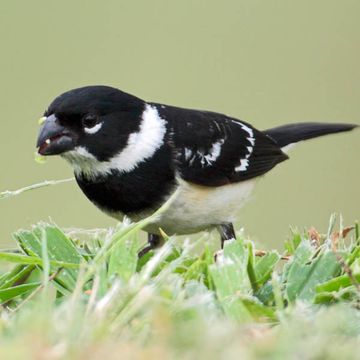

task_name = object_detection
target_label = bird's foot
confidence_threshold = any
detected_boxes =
[214,249,224,262]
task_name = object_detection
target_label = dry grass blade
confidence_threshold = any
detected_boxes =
[0,178,75,200]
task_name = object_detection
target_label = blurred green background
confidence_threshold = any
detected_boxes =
[0,0,359,249]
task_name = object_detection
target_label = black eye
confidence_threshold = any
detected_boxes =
[82,115,99,128]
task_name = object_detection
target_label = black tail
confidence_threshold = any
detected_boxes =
[264,122,358,148]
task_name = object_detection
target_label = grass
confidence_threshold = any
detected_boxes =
[0,182,359,359]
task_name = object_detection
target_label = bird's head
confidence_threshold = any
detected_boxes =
[36,86,145,163]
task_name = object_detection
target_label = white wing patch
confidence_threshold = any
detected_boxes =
[63,104,167,178]
[198,139,224,167]
[233,121,256,172]
[184,148,193,161]
[235,158,250,172]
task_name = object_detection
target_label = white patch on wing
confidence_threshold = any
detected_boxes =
[232,121,256,172]
[235,158,249,172]
[184,148,193,161]
[62,104,167,178]
[197,139,224,167]
[239,123,253,137]
[84,122,103,134]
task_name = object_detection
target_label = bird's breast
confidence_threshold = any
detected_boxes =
[75,166,176,218]
[140,178,257,235]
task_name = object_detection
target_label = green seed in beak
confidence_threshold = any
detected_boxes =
[34,151,47,164]
[38,116,47,125]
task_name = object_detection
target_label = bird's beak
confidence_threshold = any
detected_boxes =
[36,114,76,155]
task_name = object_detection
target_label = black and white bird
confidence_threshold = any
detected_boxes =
[36,86,357,256]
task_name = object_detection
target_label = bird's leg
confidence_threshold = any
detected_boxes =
[138,233,162,258]
[218,223,236,248]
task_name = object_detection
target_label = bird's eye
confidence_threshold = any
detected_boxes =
[82,115,99,129]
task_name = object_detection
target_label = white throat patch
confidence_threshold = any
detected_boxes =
[63,104,167,178]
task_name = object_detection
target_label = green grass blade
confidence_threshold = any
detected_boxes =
[285,242,341,302]
[13,224,84,291]
[0,265,27,288]
[316,273,360,293]
[0,282,41,303]
[247,241,258,292]
[209,239,252,322]
[0,265,35,290]
[254,251,281,287]
[108,232,139,281]
[241,297,276,321]
[0,252,79,268]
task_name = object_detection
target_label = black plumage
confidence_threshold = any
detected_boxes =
[36,86,358,256]
[264,122,357,147]
[155,104,289,186]
[75,144,176,215]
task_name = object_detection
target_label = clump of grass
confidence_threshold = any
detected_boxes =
[0,181,359,359]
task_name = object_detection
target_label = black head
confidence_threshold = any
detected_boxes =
[36,86,145,161]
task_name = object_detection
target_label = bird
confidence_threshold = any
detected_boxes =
[36,85,357,256]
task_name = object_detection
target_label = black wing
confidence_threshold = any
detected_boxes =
[156,104,288,186]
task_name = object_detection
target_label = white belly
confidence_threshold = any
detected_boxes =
[139,178,256,235]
